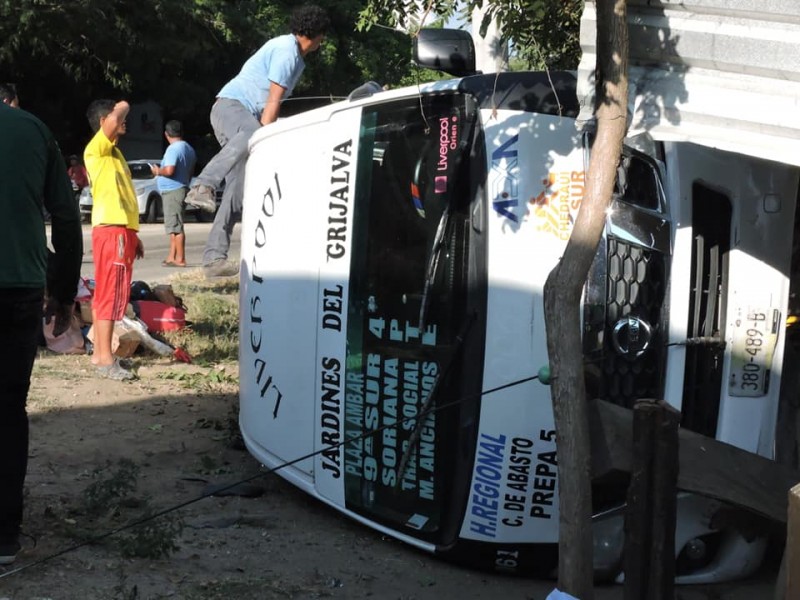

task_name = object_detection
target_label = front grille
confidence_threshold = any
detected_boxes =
[680,184,731,436]
[585,236,668,408]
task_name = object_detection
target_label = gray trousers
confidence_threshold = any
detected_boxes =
[199,98,260,265]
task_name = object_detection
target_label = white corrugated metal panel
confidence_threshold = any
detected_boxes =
[578,0,800,166]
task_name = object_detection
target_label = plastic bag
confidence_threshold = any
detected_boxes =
[43,315,86,354]
[86,320,140,358]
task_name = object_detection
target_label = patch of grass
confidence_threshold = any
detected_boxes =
[32,353,86,380]
[82,458,141,516]
[160,275,240,364]
[33,273,241,369]
[195,453,232,476]
[170,274,240,296]
[77,459,184,560]
[26,392,59,412]
[156,366,238,390]
[116,509,183,559]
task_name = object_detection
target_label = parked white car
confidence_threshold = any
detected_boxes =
[78,159,218,223]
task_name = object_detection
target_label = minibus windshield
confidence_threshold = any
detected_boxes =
[342,92,479,542]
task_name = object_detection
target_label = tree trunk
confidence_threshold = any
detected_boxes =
[542,1,629,598]
[471,4,509,73]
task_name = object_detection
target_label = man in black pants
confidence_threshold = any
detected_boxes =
[0,101,83,565]
[185,4,329,278]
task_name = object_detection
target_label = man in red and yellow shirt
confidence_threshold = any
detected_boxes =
[84,99,144,380]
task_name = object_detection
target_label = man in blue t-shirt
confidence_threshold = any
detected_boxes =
[151,120,196,267]
[185,4,329,278]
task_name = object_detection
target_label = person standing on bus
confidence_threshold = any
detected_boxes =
[184,4,329,278]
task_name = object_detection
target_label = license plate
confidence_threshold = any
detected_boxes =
[729,307,780,397]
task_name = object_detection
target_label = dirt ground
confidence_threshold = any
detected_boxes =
[0,351,781,600]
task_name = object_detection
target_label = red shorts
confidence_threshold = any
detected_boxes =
[92,226,138,321]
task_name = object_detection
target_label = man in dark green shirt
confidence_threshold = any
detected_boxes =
[0,102,83,565]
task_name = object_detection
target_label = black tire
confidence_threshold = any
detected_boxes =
[144,194,161,223]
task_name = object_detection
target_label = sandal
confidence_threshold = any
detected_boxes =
[162,260,186,268]
[95,359,136,381]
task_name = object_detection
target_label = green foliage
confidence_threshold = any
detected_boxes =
[357,0,582,71]
[0,0,582,156]
[501,0,582,70]
[196,453,231,475]
[162,277,240,364]
[82,458,141,516]
[157,367,238,389]
[0,1,422,156]
[78,458,184,559]
[396,63,455,89]
[116,510,184,559]
[356,0,458,34]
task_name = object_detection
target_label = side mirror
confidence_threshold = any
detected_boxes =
[413,28,477,77]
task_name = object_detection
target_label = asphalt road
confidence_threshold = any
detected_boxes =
[78,221,242,285]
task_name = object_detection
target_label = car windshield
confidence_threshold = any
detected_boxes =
[129,163,156,180]
[342,91,481,542]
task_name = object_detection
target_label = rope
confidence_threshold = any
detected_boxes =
[0,370,544,580]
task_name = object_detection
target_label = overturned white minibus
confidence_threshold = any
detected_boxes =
[238,29,799,583]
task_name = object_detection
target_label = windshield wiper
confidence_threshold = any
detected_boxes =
[418,206,451,332]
